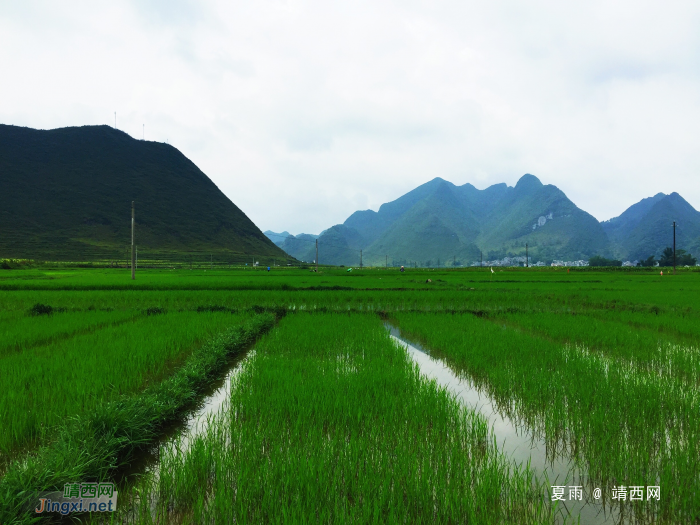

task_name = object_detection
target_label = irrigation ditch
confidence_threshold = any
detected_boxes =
[385,321,625,525]
[84,355,258,524]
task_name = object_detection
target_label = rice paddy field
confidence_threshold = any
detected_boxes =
[0,266,698,524]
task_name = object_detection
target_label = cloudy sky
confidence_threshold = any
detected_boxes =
[2,1,700,235]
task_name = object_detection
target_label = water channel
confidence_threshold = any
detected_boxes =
[385,323,628,525]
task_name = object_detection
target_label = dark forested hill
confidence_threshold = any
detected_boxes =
[0,124,285,261]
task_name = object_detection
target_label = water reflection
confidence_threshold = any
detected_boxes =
[386,323,623,525]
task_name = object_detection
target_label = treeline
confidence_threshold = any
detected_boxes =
[589,247,697,267]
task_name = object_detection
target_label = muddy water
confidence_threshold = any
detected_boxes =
[386,324,625,525]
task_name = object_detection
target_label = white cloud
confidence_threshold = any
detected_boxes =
[2,0,700,234]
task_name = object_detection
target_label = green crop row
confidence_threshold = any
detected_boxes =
[391,312,700,523]
[492,311,700,383]
[0,311,249,457]
[0,313,275,524]
[121,313,550,524]
[0,309,140,358]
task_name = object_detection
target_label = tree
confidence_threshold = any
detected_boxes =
[659,247,674,266]
[637,255,657,267]
[678,251,697,266]
[658,247,697,266]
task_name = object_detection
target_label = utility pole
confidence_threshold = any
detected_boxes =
[480,251,483,268]
[673,221,676,275]
[526,243,529,268]
[315,239,319,273]
[131,201,135,280]
[386,255,388,268]
[360,250,362,269]
[453,255,456,267]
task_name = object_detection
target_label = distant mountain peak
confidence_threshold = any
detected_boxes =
[515,173,543,190]
[666,192,688,204]
[602,191,700,260]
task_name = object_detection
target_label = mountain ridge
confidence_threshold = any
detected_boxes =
[275,175,700,266]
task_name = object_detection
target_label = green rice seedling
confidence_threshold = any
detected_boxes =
[588,308,700,341]
[0,309,139,358]
[124,313,551,524]
[1,265,699,321]
[391,312,700,523]
[494,312,700,384]
[0,311,250,456]
[0,313,275,523]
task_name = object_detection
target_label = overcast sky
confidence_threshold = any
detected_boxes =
[3,1,700,235]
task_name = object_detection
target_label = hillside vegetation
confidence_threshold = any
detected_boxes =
[272,175,700,267]
[282,175,611,266]
[0,125,286,261]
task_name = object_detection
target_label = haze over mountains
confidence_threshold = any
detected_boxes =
[268,176,700,267]
[0,125,285,261]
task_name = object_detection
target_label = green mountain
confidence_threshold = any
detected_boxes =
[299,174,610,266]
[264,230,292,247]
[0,124,285,261]
[600,193,666,248]
[277,233,319,263]
[475,174,609,262]
[602,193,700,261]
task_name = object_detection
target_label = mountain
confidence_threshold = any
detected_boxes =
[0,124,286,261]
[264,230,291,247]
[474,174,608,262]
[292,174,610,266]
[601,193,666,246]
[277,233,320,262]
[602,193,700,261]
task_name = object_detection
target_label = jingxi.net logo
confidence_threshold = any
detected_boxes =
[34,482,118,515]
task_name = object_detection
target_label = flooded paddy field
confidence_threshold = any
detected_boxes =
[0,266,698,523]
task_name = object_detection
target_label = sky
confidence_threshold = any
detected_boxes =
[2,1,700,235]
